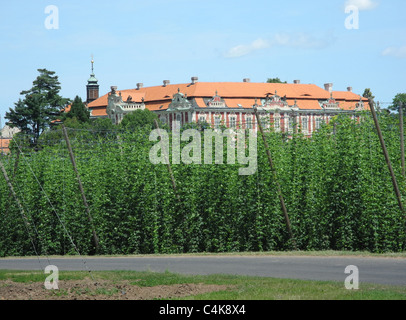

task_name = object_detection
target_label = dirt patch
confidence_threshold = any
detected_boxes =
[0,279,230,300]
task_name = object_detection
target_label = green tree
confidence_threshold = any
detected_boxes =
[120,109,159,130]
[362,88,375,101]
[388,93,406,113]
[267,77,287,84]
[5,69,69,147]
[63,95,90,123]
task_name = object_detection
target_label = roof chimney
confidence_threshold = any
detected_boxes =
[243,78,250,83]
[324,83,333,93]
[191,76,198,84]
[136,83,143,90]
[347,87,353,92]
[293,80,300,84]
[163,80,170,87]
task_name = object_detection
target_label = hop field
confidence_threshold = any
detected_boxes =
[1,112,406,256]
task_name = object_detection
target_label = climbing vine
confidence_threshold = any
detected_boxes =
[1,111,405,256]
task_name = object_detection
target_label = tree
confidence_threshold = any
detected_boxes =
[267,77,287,84]
[388,93,406,113]
[362,88,375,101]
[5,69,69,147]
[63,95,90,123]
[120,109,159,130]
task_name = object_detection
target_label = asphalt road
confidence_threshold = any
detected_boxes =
[1,255,405,286]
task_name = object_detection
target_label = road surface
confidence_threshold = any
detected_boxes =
[1,254,405,286]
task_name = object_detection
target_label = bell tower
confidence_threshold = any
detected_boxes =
[86,55,99,103]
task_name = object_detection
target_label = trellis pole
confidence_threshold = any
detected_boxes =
[62,125,100,254]
[400,103,405,178]
[253,107,297,250]
[154,119,180,201]
[369,99,405,215]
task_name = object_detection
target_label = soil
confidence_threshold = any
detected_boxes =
[0,278,230,300]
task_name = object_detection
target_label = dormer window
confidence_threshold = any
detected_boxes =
[321,94,340,110]
[262,91,289,110]
[355,98,365,111]
[168,89,192,110]
[207,91,226,108]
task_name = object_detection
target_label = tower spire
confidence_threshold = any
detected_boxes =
[91,54,94,74]
[86,54,99,104]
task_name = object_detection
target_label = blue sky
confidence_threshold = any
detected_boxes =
[0,0,405,122]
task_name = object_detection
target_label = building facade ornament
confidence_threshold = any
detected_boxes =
[106,86,146,124]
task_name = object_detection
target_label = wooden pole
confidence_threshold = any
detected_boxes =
[154,119,180,201]
[254,108,297,250]
[369,100,405,215]
[400,103,405,178]
[0,160,30,227]
[62,125,100,253]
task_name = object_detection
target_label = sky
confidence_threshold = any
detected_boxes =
[0,0,405,123]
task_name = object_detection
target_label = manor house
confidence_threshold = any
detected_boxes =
[85,65,368,135]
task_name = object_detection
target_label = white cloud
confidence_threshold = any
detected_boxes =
[224,38,270,58]
[382,46,406,59]
[273,32,334,49]
[223,32,335,58]
[344,0,379,11]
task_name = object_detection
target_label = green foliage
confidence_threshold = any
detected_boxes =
[120,109,159,130]
[363,88,375,101]
[388,93,406,113]
[63,96,90,123]
[5,69,70,147]
[266,77,287,84]
[1,111,406,256]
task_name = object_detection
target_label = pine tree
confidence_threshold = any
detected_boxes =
[5,69,69,147]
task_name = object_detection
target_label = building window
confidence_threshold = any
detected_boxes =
[246,116,252,129]
[214,116,221,129]
[302,116,308,131]
[172,114,181,130]
[289,116,294,131]
[315,117,321,130]
[274,116,280,131]
[199,116,206,123]
[230,116,236,128]
[261,115,269,129]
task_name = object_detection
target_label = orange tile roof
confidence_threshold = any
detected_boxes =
[87,90,146,108]
[91,107,108,117]
[222,98,259,109]
[332,91,370,110]
[287,99,322,110]
[333,91,367,101]
[146,101,171,111]
[87,82,370,113]
[0,138,11,154]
